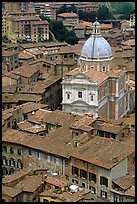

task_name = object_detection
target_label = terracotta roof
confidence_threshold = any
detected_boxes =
[58,12,78,18]
[21,102,48,114]
[19,50,35,59]
[107,69,125,78]
[4,72,21,80]
[113,175,134,190]
[28,109,80,128]
[31,20,48,25]
[12,64,39,78]
[2,168,32,185]
[100,23,112,29]
[2,185,22,198]
[45,176,69,187]
[121,39,135,47]
[67,68,109,85]
[70,136,134,169]
[39,188,90,202]
[2,112,80,158]
[70,115,95,132]
[28,49,43,56]
[14,175,43,192]
[97,123,124,134]
[2,50,19,57]
[17,120,47,134]
[13,16,40,21]
[2,93,42,103]
[125,186,135,197]
[11,11,36,15]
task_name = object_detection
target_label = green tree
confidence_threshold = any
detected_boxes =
[78,10,88,21]
[57,4,68,14]
[97,5,111,20]
[67,4,77,13]
[65,30,78,45]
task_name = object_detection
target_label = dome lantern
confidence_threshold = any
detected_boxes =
[92,18,101,35]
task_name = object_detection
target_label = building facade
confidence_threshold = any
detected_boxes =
[62,20,130,119]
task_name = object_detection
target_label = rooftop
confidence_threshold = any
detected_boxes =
[57,12,78,18]
[71,136,134,169]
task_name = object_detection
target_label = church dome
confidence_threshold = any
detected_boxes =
[81,20,112,59]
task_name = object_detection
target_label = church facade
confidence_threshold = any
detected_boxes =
[61,20,130,119]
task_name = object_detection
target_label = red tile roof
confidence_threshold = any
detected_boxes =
[58,12,78,18]
[71,136,134,169]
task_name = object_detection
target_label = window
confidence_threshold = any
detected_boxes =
[101,190,107,198]
[100,176,108,187]
[119,196,124,202]
[72,166,79,176]
[82,182,86,188]
[102,66,106,72]
[9,158,15,167]
[28,149,32,156]
[91,95,93,101]
[56,158,60,166]
[17,159,22,168]
[65,160,68,167]
[2,146,7,153]
[72,179,78,184]
[89,186,96,194]
[78,91,82,98]
[7,121,10,128]
[113,193,118,202]
[17,148,21,155]
[67,93,70,99]
[10,147,14,154]
[133,156,135,164]
[36,152,40,158]
[43,199,49,202]
[47,155,51,163]
[2,157,8,165]
[80,169,87,180]
[2,167,8,176]
[89,172,96,183]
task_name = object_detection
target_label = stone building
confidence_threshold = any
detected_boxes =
[62,20,130,119]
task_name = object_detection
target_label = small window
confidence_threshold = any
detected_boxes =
[36,152,40,158]
[47,155,51,163]
[2,157,8,165]
[100,176,108,187]
[89,172,96,183]
[101,190,107,198]
[90,186,96,194]
[17,149,21,155]
[91,95,93,101]
[28,149,32,156]
[2,146,7,153]
[9,158,15,167]
[72,179,78,184]
[72,166,79,176]
[56,158,60,166]
[78,91,82,98]
[10,147,14,154]
[67,93,70,100]
[82,182,86,188]
[102,66,106,72]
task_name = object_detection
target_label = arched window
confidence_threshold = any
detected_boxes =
[2,156,8,165]
[9,158,16,167]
